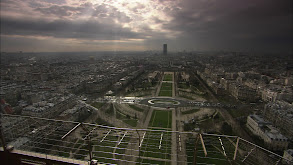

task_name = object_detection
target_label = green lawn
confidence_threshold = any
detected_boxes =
[73,139,84,149]
[123,119,138,127]
[116,110,126,120]
[58,150,70,157]
[159,83,173,97]
[149,110,172,128]
[186,135,238,165]
[161,82,172,90]
[140,131,171,160]
[163,74,173,81]
[136,110,173,164]
[138,158,171,165]
[115,137,130,160]
[129,104,144,112]
[105,104,114,115]
[91,102,105,109]
[116,107,135,119]
[115,107,137,127]
[92,132,131,164]
[159,90,173,97]
[57,139,79,158]
[92,135,118,164]
[72,139,88,160]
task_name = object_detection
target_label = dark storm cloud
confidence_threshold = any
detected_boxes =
[165,0,292,32]
[155,0,293,52]
[1,0,292,52]
[1,16,143,40]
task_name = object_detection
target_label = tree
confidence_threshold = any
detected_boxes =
[221,122,233,135]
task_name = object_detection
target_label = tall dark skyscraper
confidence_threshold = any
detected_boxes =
[163,44,167,55]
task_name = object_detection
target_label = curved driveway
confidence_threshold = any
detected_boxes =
[139,97,189,108]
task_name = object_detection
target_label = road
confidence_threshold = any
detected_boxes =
[170,72,177,165]
[171,109,177,165]
[155,72,164,96]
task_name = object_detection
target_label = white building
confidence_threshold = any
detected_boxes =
[246,115,288,151]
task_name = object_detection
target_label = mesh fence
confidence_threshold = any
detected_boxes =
[1,114,292,165]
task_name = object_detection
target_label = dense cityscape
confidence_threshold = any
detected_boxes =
[0,50,292,164]
[1,0,292,164]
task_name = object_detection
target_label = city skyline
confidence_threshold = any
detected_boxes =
[1,51,292,164]
[1,0,292,53]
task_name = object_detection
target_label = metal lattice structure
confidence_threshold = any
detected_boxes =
[1,114,292,165]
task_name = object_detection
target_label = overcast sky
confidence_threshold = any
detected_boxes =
[1,0,292,53]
